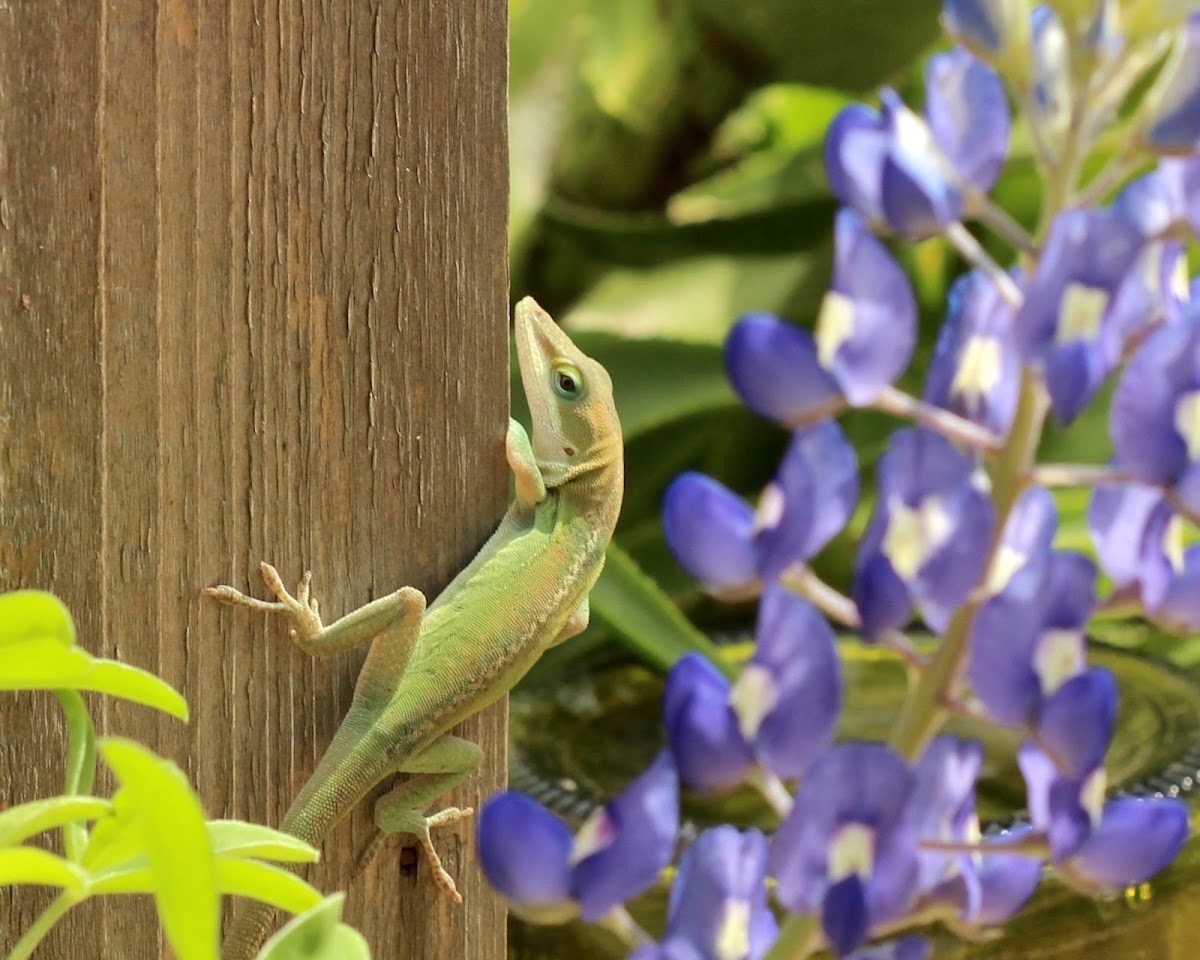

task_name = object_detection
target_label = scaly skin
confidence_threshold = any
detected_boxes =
[207,298,623,958]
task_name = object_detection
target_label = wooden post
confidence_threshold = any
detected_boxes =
[0,3,509,959]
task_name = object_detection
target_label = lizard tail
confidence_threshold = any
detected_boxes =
[222,901,279,960]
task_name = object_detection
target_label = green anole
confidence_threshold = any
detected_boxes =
[205,298,623,958]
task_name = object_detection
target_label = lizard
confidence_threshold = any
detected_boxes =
[205,296,623,959]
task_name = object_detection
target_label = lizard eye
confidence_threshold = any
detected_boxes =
[552,362,586,401]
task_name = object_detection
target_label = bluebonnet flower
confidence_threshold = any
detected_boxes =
[664,589,841,794]
[967,551,1099,730]
[1013,207,1145,422]
[981,485,1057,598]
[477,752,679,923]
[1141,14,1200,153]
[1020,735,1189,895]
[663,421,857,595]
[1088,482,1200,631]
[906,737,1043,928]
[770,744,918,956]
[824,50,1008,238]
[1029,5,1071,156]
[725,211,915,420]
[628,828,777,960]
[852,429,995,639]
[941,0,1031,75]
[924,269,1022,438]
[1111,306,1200,514]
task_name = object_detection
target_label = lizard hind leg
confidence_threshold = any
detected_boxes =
[370,735,484,903]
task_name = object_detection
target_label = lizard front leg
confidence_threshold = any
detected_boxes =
[367,734,484,903]
[506,417,547,510]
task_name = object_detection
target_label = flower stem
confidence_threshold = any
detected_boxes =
[780,564,927,668]
[965,189,1037,256]
[888,372,1048,760]
[748,768,795,819]
[873,386,1003,454]
[599,906,654,948]
[944,224,1024,309]
[1029,463,1130,487]
[8,892,78,960]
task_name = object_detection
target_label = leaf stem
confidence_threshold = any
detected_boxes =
[1029,463,1130,488]
[8,891,79,960]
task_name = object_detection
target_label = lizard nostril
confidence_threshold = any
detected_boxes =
[564,446,576,457]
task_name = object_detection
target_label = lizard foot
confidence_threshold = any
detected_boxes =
[205,562,325,648]
[377,805,475,903]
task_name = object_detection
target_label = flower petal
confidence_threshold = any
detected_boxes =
[725,313,841,425]
[477,792,575,920]
[925,49,1009,191]
[663,653,754,794]
[572,751,680,921]
[1037,668,1118,778]
[1063,797,1189,894]
[663,473,758,593]
[751,589,842,778]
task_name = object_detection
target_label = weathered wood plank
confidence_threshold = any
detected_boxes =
[0,2,509,957]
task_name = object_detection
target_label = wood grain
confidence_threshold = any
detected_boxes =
[0,2,509,958]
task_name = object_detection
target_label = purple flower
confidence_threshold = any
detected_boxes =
[664,589,841,793]
[478,752,679,923]
[1088,482,1200,631]
[1159,156,1200,239]
[923,269,1021,438]
[852,429,995,639]
[907,737,1043,927]
[1030,6,1071,155]
[925,49,1010,195]
[1020,742,1189,894]
[1142,15,1200,154]
[1014,208,1145,423]
[633,828,777,960]
[1111,307,1200,514]
[941,0,1028,65]
[725,212,915,419]
[825,52,1008,239]
[770,744,918,956]
[984,486,1058,599]
[663,421,857,594]
[967,551,1098,729]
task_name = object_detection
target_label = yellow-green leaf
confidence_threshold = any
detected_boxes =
[0,796,111,847]
[208,821,320,864]
[0,848,87,891]
[0,641,188,720]
[256,894,371,960]
[0,590,76,648]
[100,738,218,960]
[216,859,322,915]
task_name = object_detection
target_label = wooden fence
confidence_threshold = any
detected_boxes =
[0,3,509,957]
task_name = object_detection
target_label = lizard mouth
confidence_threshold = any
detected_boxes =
[514,296,568,397]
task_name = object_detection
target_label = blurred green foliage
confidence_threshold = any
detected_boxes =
[0,590,367,960]
[509,0,1128,682]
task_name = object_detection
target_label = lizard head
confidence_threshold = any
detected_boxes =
[514,296,622,489]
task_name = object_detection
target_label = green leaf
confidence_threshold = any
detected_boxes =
[591,541,737,680]
[0,640,188,720]
[0,591,75,648]
[256,895,371,960]
[81,789,143,873]
[208,821,320,864]
[216,859,323,915]
[0,796,111,847]
[74,660,189,720]
[0,848,87,891]
[99,738,219,960]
